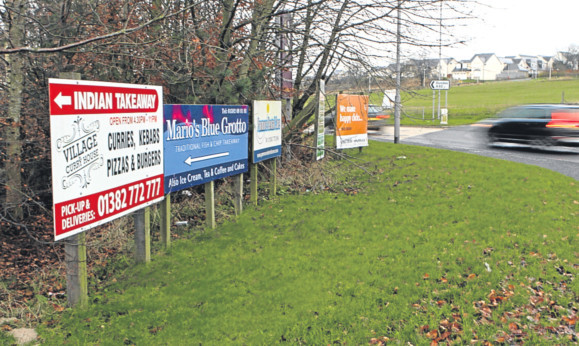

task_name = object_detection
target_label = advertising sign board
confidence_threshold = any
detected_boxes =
[335,94,369,149]
[49,79,164,241]
[252,100,282,163]
[163,104,249,193]
[316,80,326,160]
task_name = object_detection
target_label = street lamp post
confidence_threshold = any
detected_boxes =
[394,0,401,143]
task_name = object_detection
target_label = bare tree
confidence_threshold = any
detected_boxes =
[283,0,475,141]
[557,45,579,70]
[0,0,478,222]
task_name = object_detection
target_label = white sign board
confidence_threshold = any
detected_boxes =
[430,80,450,90]
[49,79,164,241]
[382,89,396,109]
[252,100,282,163]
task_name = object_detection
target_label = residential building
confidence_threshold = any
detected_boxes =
[469,53,504,81]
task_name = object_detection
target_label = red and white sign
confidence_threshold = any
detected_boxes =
[49,79,164,241]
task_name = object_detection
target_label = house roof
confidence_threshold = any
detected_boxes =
[471,53,496,62]
[503,63,527,72]
[499,57,513,64]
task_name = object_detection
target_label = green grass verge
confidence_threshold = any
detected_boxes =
[0,333,14,344]
[37,142,578,345]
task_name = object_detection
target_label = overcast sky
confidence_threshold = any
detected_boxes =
[442,0,578,61]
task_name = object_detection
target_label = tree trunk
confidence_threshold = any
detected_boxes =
[2,0,27,221]
[237,0,276,81]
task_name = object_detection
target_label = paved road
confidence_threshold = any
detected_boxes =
[369,125,579,180]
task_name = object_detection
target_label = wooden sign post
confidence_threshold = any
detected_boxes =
[58,72,88,308]
[269,159,277,198]
[134,207,151,263]
[160,195,171,249]
[233,174,244,216]
[64,233,88,308]
[205,181,216,229]
[250,163,258,206]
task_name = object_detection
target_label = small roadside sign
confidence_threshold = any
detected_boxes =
[430,80,450,90]
[253,100,282,163]
[441,108,448,125]
[316,80,326,160]
[335,94,368,149]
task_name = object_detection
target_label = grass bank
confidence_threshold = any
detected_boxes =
[37,141,578,344]
[369,77,579,126]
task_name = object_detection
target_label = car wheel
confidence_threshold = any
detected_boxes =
[531,137,556,149]
[531,136,556,148]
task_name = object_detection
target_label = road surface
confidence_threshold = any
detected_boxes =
[369,125,579,180]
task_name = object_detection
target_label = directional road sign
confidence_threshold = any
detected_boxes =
[430,80,450,90]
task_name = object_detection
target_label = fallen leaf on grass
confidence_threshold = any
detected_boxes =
[425,329,438,339]
[369,336,390,345]
[51,303,65,312]
[562,315,577,326]
[508,322,520,331]
[149,326,164,334]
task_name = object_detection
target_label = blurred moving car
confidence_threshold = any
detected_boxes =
[478,104,579,149]
[367,104,390,130]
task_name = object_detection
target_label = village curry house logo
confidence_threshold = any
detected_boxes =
[56,117,104,190]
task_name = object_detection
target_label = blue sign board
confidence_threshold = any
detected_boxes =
[163,104,249,193]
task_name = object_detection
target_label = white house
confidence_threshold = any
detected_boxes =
[541,56,555,70]
[450,60,472,80]
[497,57,527,80]
[469,53,504,81]
[436,58,458,78]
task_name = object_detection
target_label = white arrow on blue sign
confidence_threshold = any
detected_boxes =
[430,80,450,90]
[184,152,229,166]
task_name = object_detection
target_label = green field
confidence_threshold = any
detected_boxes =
[35,141,578,345]
[366,78,579,126]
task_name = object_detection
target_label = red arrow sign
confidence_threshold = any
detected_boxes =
[49,80,160,115]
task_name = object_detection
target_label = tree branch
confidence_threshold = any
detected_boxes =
[0,2,200,54]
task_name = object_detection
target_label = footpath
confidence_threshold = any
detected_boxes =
[368,125,446,141]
